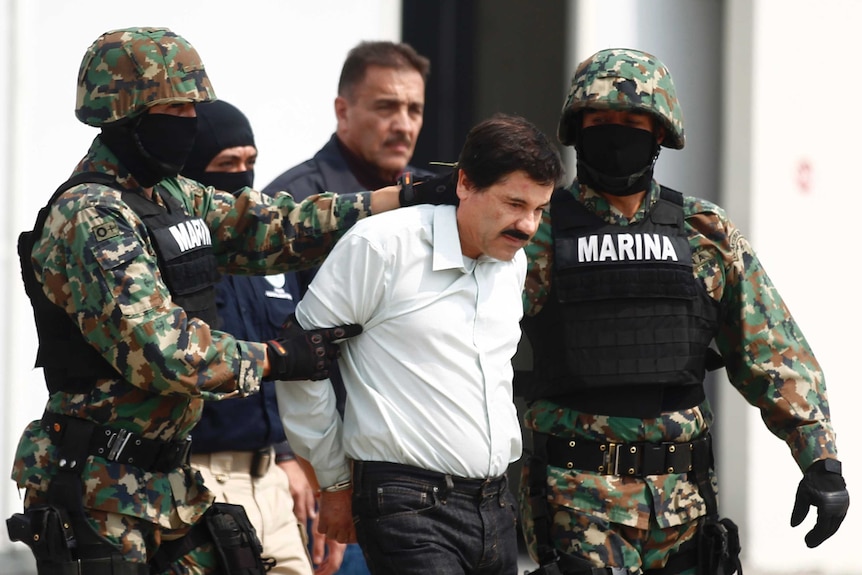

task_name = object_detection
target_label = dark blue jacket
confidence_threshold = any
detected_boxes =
[264,133,433,203]
[190,273,301,453]
[265,134,372,201]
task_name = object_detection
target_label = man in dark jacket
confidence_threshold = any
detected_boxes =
[264,40,432,202]
[262,40,432,575]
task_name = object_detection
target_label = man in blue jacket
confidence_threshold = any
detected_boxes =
[182,99,344,575]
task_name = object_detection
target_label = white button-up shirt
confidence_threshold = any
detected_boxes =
[276,205,525,487]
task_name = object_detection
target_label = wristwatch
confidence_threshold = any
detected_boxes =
[320,479,352,493]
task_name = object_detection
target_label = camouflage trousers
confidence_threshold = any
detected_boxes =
[518,466,700,575]
[25,490,219,574]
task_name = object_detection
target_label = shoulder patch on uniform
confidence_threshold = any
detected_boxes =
[92,221,120,242]
[728,228,742,253]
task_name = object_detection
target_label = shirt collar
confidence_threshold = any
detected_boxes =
[431,205,477,273]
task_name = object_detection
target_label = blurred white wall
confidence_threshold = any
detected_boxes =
[735,0,860,572]
[0,0,400,552]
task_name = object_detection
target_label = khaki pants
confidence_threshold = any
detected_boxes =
[192,449,312,575]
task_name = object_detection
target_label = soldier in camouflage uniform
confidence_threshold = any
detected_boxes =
[6,27,435,575]
[518,48,849,574]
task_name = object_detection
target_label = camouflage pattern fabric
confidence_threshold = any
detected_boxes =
[76,27,216,127]
[520,180,837,571]
[557,48,685,149]
[518,468,700,574]
[11,136,374,537]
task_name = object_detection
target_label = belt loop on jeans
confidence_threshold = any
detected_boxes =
[352,459,363,493]
[440,474,454,504]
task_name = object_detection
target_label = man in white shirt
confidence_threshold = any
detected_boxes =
[276,114,563,575]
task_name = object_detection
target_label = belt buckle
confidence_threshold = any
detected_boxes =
[604,442,620,475]
[106,428,132,461]
[621,443,644,476]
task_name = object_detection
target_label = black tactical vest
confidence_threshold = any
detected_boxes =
[521,187,722,417]
[20,173,220,393]
[121,187,220,327]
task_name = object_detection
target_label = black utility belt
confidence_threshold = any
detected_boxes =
[353,460,508,496]
[539,431,711,477]
[42,412,191,473]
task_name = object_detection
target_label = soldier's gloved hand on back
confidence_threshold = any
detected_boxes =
[266,313,362,381]
[790,458,849,547]
[398,170,459,206]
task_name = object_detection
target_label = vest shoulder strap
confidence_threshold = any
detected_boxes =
[659,184,684,206]
[30,172,120,239]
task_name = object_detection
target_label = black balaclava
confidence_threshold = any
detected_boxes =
[100,112,198,189]
[576,123,661,197]
[181,100,256,194]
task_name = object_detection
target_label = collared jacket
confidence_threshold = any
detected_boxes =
[190,273,302,454]
[521,180,837,531]
[12,136,373,529]
[264,133,433,203]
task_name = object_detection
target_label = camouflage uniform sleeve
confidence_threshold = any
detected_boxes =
[34,184,265,397]
[523,209,554,316]
[688,198,837,471]
[178,178,372,275]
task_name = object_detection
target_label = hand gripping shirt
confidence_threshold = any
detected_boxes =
[277,204,525,488]
[522,180,837,530]
[11,136,373,528]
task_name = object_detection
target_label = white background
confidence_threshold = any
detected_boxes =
[740,0,860,571]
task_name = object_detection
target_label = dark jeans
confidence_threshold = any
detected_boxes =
[352,461,519,575]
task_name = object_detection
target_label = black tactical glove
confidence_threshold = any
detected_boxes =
[266,314,362,381]
[398,170,459,206]
[790,458,849,547]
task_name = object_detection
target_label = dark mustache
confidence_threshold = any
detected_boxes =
[383,135,412,147]
[502,229,530,241]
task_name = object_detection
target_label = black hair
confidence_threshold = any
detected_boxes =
[457,113,563,190]
[337,41,431,100]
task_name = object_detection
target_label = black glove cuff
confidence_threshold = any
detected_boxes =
[398,170,459,206]
[822,458,842,475]
[266,339,294,380]
[803,459,847,493]
[398,171,417,206]
[809,459,843,476]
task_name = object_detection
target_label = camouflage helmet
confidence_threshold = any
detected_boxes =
[75,27,216,127]
[558,48,684,149]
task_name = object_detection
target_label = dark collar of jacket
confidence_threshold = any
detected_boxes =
[262,133,434,201]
